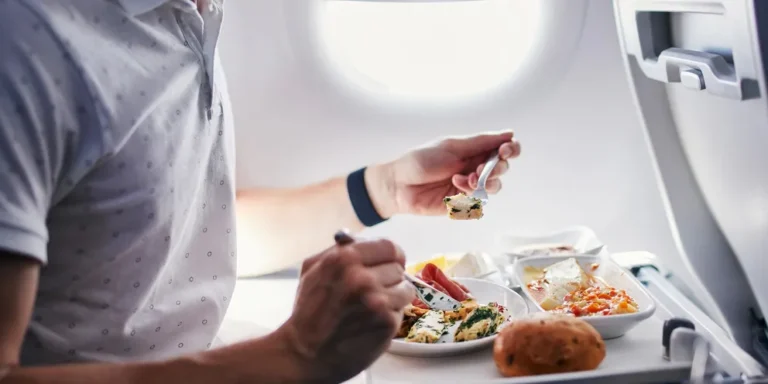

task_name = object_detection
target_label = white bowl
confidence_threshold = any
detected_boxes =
[512,255,656,339]
[387,278,528,357]
[497,226,605,260]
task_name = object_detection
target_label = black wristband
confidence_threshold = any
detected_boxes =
[347,167,388,227]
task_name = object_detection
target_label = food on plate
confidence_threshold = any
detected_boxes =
[445,252,486,278]
[443,298,479,322]
[396,263,509,344]
[410,262,471,309]
[406,255,448,275]
[407,252,489,278]
[524,258,639,317]
[552,286,638,317]
[493,313,605,377]
[397,305,430,338]
[405,310,448,344]
[525,258,590,310]
[512,243,576,257]
[443,193,483,220]
[454,302,507,342]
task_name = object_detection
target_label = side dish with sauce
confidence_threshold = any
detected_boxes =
[524,258,639,317]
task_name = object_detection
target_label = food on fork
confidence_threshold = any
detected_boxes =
[493,313,605,377]
[443,193,483,220]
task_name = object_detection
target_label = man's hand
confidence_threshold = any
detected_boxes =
[276,237,415,383]
[367,131,521,217]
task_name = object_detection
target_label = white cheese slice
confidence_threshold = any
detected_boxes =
[538,258,590,310]
[446,252,483,278]
[443,193,483,220]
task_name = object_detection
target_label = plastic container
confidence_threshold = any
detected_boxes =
[512,254,656,339]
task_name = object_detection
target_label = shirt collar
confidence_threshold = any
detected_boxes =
[116,0,171,16]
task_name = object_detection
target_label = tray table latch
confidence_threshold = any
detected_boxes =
[663,317,695,361]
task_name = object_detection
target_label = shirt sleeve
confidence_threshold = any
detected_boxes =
[0,1,92,264]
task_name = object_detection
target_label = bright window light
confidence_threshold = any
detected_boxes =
[317,0,543,101]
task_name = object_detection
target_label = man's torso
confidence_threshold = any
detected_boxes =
[4,0,237,365]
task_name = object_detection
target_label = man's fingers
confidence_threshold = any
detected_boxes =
[386,281,416,310]
[474,159,509,179]
[452,175,502,195]
[353,239,406,267]
[499,139,521,160]
[361,291,390,312]
[485,179,502,194]
[465,176,503,193]
[361,281,415,314]
[441,131,515,159]
[343,265,379,298]
[451,175,472,194]
[369,263,405,287]
[451,174,474,194]
[300,253,324,277]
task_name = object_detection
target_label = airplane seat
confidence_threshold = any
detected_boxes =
[614,0,768,362]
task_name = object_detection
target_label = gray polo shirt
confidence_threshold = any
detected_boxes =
[0,0,237,365]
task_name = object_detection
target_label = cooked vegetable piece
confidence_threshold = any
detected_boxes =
[405,310,448,343]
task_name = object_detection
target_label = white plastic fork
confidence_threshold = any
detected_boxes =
[470,150,500,205]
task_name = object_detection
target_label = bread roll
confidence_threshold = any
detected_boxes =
[493,313,605,377]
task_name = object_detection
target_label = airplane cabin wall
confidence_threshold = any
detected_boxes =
[219,0,695,287]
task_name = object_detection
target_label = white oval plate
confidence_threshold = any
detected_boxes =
[387,278,528,357]
[512,255,656,339]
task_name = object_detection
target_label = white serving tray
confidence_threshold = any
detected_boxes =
[224,262,764,383]
[365,262,768,384]
[367,297,692,384]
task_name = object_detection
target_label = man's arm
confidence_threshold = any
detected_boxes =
[235,164,396,275]
[0,256,38,366]
[0,255,306,384]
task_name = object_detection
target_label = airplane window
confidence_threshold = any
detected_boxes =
[317,0,543,102]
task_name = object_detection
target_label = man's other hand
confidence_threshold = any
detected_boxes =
[366,130,521,217]
[277,237,415,383]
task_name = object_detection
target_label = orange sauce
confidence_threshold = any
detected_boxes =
[551,285,638,317]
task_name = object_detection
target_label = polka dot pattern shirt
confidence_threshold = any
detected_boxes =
[0,0,237,365]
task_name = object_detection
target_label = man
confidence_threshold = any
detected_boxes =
[0,0,521,382]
